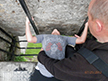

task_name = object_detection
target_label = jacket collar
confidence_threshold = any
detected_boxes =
[83,39,108,51]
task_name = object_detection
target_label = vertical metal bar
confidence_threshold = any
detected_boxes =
[19,0,39,35]
[77,17,88,36]
[9,37,16,61]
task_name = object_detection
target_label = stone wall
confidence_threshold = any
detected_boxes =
[0,0,91,36]
[0,62,36,81]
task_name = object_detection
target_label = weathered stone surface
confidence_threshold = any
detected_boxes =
[0,0,91,36]
[0,62,36,81]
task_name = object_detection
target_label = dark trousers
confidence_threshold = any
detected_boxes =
[30,69,61,81]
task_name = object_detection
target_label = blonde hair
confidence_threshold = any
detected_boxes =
[89,0,108,24]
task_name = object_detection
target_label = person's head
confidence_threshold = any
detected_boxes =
[88,0,108,42]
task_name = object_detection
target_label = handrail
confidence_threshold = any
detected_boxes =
[0,27,14,40]
[0,27,40,61]
[19,0,39,35]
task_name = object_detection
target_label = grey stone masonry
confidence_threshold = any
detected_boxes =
[0,0,91,36]
[0,62,37,81]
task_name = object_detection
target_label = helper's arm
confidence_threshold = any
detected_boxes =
[25,17,37,43]
[75,22,89,44]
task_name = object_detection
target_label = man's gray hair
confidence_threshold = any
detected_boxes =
[89,0,108,24]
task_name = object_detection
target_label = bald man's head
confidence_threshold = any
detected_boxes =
[88,0,108,25]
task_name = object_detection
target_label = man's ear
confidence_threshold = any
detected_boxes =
[96,19,103,32]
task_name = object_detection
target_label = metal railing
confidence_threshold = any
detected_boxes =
[0,27,41,61]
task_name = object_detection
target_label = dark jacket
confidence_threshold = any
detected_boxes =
[38,39,108,81]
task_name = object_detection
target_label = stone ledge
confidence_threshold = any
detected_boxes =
[0,62,37,81]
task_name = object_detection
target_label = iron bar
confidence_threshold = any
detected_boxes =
[0,48,38,56]
[15,54,38,56]
[0,27,14,40]
[0,26,40,60]
[0,36,41,49]
[77,17,88,36]
[0,48,12,55]
[18,47,41,49]
[0,36,12,45]
[16,40,27,42]
[19,0,39,35]
[9,37,16,61]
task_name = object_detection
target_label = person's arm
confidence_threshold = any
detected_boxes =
[25,17,37,43]
[38,50,100,81]
[75,22,89,44]
[65,45,76,58]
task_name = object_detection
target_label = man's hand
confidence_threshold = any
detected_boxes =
[40,48,44,51]
[85,22,89,28]
[74,34,80,38]
[26,17,34,24]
